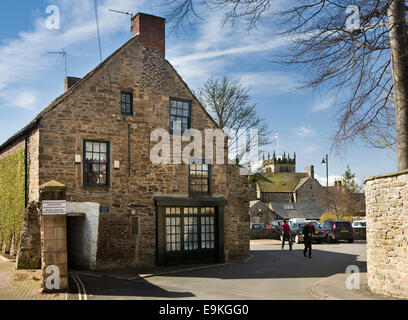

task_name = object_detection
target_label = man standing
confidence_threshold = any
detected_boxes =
[281,219,292,250]
[303,221,315,258]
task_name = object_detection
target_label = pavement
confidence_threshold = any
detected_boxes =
[67,239,400,300]
[0,254,65,300]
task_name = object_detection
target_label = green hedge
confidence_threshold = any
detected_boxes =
[0,148,25,251]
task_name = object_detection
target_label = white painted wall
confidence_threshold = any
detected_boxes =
[66,202,100,269]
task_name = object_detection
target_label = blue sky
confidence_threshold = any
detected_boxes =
[0,0,397,186]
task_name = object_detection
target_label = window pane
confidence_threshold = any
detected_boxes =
[93,143,100,152]
[86,142,93,152]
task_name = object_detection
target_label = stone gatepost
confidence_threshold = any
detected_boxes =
[39,181,68,293]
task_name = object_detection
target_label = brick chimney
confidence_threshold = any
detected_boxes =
[131,13,165,56]
[305,165,315,179]
[64,76,81,91]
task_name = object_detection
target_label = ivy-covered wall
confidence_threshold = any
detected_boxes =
[0,148,25,253]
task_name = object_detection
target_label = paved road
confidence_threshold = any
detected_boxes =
[69,240,367,300]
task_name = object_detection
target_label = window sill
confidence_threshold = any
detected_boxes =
[82,185,111,191]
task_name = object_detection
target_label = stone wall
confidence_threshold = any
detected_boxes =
[250,229,276,240]
[365,170,408,299]
[224,165,250,260]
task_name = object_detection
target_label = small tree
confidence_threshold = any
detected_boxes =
[341,165,359,194]
[196,76,271,165]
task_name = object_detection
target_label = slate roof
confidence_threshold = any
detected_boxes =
[256,173,309,193]
[269,202,326,220]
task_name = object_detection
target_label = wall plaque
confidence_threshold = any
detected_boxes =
[42,200,67,215]
[100,206,110,214]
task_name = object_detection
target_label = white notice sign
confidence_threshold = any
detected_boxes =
[42,200,67,215]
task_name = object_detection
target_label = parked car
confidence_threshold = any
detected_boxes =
[289,218,307,225]
[250,223,267,229]
[293,222,325,244]
[319,220,354,243]
[272,220,299,242]
[352,220,366,240]
[352,220,366,228]
[269,220,283,239]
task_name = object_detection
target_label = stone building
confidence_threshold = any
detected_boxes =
[255,153,323,204]
[250,153,326,223]
[0,13,250,269]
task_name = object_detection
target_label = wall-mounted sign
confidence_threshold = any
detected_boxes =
[100,206,110,214]
[42,200,67,215]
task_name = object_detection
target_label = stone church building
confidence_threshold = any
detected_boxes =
[250,153,326,223]
[0,13,250,269]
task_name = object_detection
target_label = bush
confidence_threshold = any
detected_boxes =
[319,210,354,223]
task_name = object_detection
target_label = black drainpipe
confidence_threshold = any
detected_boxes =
[24,136,28,208]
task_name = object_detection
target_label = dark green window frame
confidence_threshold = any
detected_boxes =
[169,97,191,134]
[121,92,133,116]
[189,162,211,195]
[83,140,110,187]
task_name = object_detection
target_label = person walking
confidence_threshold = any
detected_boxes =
[281,219,292,250]
[303,221,315,258]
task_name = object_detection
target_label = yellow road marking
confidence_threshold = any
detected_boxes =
[71,275,82,300]
[74,275,87,300]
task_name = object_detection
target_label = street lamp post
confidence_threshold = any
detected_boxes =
[321,154,328,187]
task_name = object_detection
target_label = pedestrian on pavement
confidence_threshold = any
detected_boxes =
[303,221,315,258]
[281,219,292,250]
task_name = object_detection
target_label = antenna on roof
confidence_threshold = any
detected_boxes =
[109,8,133,31]
[47,48,67,78]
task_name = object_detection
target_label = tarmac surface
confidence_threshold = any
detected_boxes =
[67,239,397,300]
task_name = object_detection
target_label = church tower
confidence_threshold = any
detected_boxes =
[263,152,296,173]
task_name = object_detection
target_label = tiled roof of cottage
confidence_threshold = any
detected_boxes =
[269,202,326,220]
[256,173,309,193]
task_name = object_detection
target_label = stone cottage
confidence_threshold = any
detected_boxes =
[0,13,250,269]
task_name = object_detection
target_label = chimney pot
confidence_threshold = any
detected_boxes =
[64,76,81,91]
[131,13,166,56]
[305,165,315,179]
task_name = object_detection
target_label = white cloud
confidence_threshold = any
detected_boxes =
[312,96,334,112]
[233,71,297,95]
[315,174,342,187]
[304,145,318,153]
[0,88,39,110]
[293,125,315,137]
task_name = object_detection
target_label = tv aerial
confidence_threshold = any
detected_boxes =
[109,8,134,32]
[47,48,67,78]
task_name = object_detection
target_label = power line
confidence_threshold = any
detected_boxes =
[94,0,103,62]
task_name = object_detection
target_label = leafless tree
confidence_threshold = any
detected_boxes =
[196,76,271,164]
[161,0,408,170]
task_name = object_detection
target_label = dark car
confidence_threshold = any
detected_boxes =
[319,220,354,243]
[294,222,325,244]
[269,220,299,242]
[250,223,267,229]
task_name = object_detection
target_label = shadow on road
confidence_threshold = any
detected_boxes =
[69,275,195,299]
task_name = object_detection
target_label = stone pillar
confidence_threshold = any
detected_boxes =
[39,181,68,293]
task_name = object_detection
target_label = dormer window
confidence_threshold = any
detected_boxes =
[121,92,133,116]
